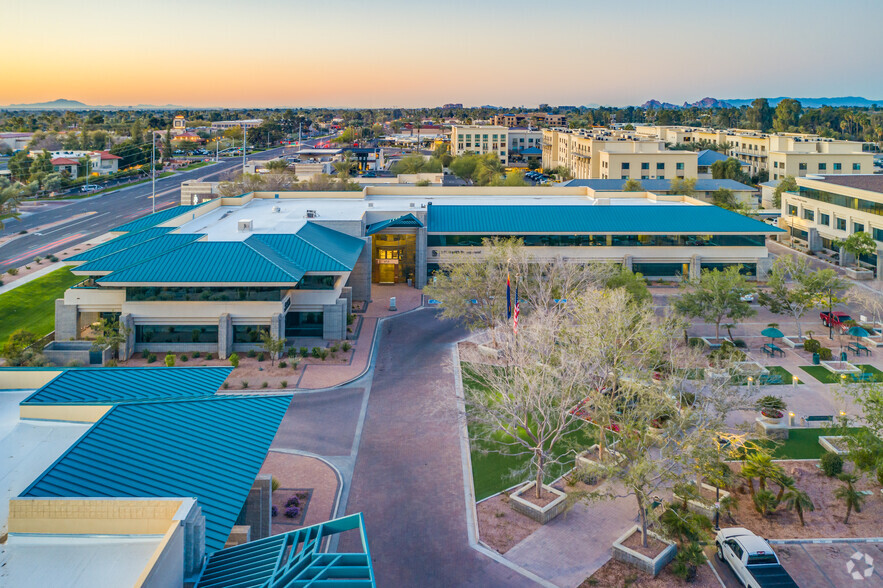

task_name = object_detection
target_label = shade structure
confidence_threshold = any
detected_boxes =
[848,326,870,338]
[761,327,784,339]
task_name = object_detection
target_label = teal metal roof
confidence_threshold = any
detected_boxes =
[195,513,375,588]
[73,233,205,273]
[96,241,302,285]
[110,205,200,233]
[21,367,232,405]
[247,223,364,275]
[426,204,784,234]
[21,394,292,553]
[365,213,424,235]
[65,227,175,262]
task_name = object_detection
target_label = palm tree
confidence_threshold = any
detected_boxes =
[752,489,778,517]
[332,152,357,180]
[265,158,290,173]
[774,473,795,502]
[834,473,864,524]
[782,487,814,526]
[741,452,780,496]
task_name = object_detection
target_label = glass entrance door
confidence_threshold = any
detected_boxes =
[372,233,416,284]
[377,247,401,283]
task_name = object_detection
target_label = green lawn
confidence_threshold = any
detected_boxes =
[799,364,883,384]
[0,267,81,342]
[751,427,866,460]
[734,365,801,386]
[177,161,211,171]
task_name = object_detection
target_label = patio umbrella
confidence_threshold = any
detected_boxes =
[848,326,870,339]
[761,327,783,340]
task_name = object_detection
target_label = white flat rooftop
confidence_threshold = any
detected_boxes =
[176,193,689,241]
[0,534,162,587]
[0,390,90,535]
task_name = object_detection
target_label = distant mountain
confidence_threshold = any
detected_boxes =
[642,97,734,109]
[640,96,882,110]
[1,98,192,110]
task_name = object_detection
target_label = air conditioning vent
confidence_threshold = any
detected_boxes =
[305,210,317,218]
[237,219,253,232]
[271,206,281,213]
[367,202,374,207]
[410,202,416,208]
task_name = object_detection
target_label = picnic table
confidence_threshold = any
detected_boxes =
[762,343,785,357]
[853,371,874,383]
[758,373,783,385]
[848,341,871,356]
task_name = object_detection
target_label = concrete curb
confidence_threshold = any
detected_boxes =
[452,340,559,588]
[769,536,883,545]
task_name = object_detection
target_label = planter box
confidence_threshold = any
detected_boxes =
[820,360,861,374]
[861,336,883,348]
[844,267,874,280]
[781,336,804,349]
[674,482,731,519]
[508,481,567,524]
[575,444,622,469]
[819,435,849,455]
[611,525,677,577]
[734,361,769,377]
[755,417,790,439]
[700,336,731,349]
[476,344,503,358]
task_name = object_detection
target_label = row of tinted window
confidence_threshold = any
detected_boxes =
[427,234,766,247]
[797,188,883,217]
[127,286,286,302]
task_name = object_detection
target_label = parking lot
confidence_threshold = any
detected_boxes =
[711,541,883,587]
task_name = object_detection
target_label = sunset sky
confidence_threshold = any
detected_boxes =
[4,0,883,108]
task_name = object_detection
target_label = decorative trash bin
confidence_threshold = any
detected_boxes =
[813,352,820,365]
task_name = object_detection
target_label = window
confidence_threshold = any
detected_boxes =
[641,175,649,180]
[774,161,779,168]
[621,162,630,170]
[676,162,684,170]
[799,162,807,170]
[135,324,219,344]
[854,222,865,233]
[621,175,629,180]
[874,228,883,241]
[657,175,665,180]
[819,213,830,226]
[641,162,649,170]
[233,325,269,343]
[818,163,826,171]
[803,209,814,221]
[836,217,847,230]
[656,162,664,170]
[853,163,861,171]
[295,275,337,290]
[834,163,842,170]
[285,311,324,337]
[787,205,798,216]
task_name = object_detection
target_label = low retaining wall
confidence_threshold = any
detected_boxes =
[508,482,567,525]
[611,525,676,576]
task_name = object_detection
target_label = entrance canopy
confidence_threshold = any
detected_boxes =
[365,213,424,235]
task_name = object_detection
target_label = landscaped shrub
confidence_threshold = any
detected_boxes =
[280,380,288,388]
[241,380,249,389]
[330,344,339,353]
[147,353,157,363]
[271,505,278,517]
[247,349,257,358]
[164,354,175,367]
[192,351,201,359]
[287,347,296,358]
[319,349,329,361]
[292,360,299,370]
[229,353,239,368]
[106,359,118,367]
[347,314,355,325]
[803,338,821,353]
[222,382,229,389]
[285,496,300,508]
[142,349,150,359]
[179,354,189,362]
[261,381,268,388]
[279,360,287,368]
[47,255,58,262]
[733,339,747,348]
[272,477,280,491]
[206,353,213,360]
[342,342,352,352]
[300,347,308,357]
[818,347,833,361]
[284,506,300,518]
[257,352,265,362]
[311,347,321,358]
[687,337,705,349]
[821,452,843,477]
[7,268,18,276]
[33,256,42,264]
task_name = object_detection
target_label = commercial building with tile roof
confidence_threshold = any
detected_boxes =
[780,174,883,276]
[56,186,780,359]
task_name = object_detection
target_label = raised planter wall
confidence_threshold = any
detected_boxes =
[674,482,731,518]
[508,481,567,525]
[819,435,849,455]
[782,336,804,349]
[844,267,874,280]
[575,444,622,470]
[611,525,677,577]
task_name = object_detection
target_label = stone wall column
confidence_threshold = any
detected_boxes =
[119,313,135,360]
[270,313,283,358]
[323,299,347,341]
[340,286,353,316]
[54,299,79,341]
[345,237,372,303]
[689,255,702,280]
[218,313,233,360]
[756,256,773,280]
[876,249,883,278]
[622,255,633,272]
[415,227,428,289]
[840,246,855,267]
[808,228,822,253]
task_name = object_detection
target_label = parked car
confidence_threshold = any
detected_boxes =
[81,185,99,192]
[740,293,756,302]
[715,528,797,588]
[820,311,852,331]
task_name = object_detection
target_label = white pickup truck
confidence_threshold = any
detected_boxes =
[715,528,798,588]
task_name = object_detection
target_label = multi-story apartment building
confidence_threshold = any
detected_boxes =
[542,128,697,180]
[780,174,883,275]
[451,125,510,163]
[493,113,567,127]
[507,128,543,163]
[635,126,872,179]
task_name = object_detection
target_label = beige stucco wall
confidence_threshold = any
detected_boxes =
[20,404,112,422]
[8,498,184,535]
[0,369,63,390]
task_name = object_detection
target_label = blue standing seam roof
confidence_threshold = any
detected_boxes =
[560,178,756,192]
[21,366,232,405]
[65,227,175,262]
[696,149,749,167]
[96,241,302,284]
[21,394,292,553]
[110,205,200,233]
[427,204,784,234]
[365,213,424,235]
[196,513,375,588]
[73,233,205,273]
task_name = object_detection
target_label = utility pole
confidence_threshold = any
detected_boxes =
[151,132,156,214]
[242,124,246,173]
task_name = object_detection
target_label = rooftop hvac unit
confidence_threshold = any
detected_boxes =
[305,210,317,218]
[238,219,253,232]
[367,202,374,207]
[271,206,281,213]
[410,202,416,207]
[421,203,427,208]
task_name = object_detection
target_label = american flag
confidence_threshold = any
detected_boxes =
[513,284,520,334]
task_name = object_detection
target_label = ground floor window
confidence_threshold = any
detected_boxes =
[632,262,688,277]
[285,311,324,337]
[789,227,808,241]
[701,262,757,276]
[135,324,219,344]
[234,325,269,343]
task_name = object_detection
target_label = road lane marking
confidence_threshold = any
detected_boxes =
[1,232,86,266]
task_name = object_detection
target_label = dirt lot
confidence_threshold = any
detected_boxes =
[726,460,883,538]
[580,556,721,588]
[476,493,541,554]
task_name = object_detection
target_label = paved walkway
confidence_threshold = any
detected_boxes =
[339,309,534,587]
[0,262,66,295]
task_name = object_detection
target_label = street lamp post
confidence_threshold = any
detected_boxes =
[151,132,156,214]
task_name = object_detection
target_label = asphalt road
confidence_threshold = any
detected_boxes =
[0,146,292,272]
